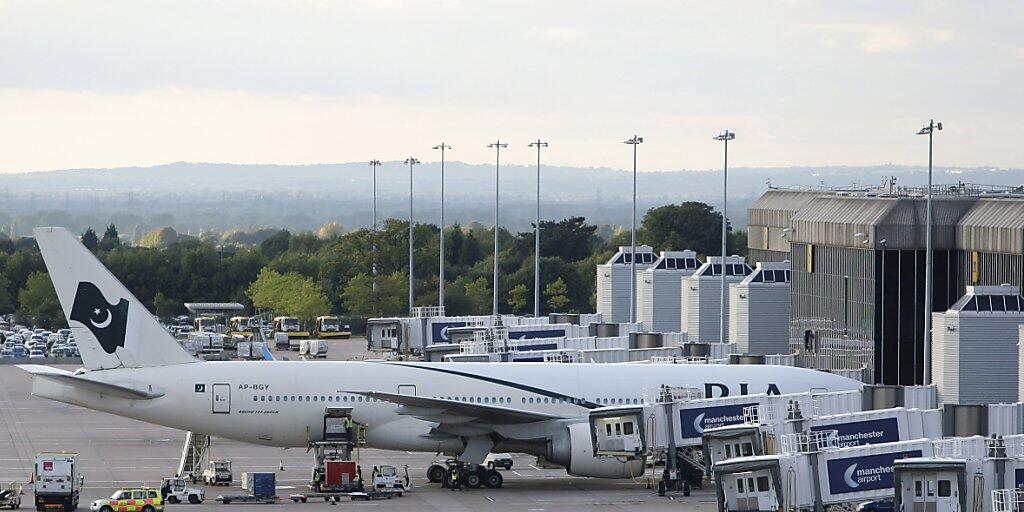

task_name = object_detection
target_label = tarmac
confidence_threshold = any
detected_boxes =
[0,337,719,511]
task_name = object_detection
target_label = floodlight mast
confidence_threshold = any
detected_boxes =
[528,139,549,318]
[369,159,381,297]
[713,130,735,345]
[487,141,508,317]
[405,157,420,313]
[916,119,942,385]
[432,143,452,309]
[623,135,643,324]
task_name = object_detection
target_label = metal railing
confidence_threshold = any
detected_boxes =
[780,430,839,454]
[993,489,1024,512]
[642,385,703,405]
[412,306,445,318]
[933,436,990,459]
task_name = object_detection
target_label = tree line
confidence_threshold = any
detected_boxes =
[0,202,746,329]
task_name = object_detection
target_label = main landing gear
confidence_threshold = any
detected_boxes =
[427,460,504,489]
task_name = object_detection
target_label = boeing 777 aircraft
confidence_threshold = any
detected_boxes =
[20,227,860,481]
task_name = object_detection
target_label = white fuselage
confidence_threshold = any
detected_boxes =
[32,361,860,452]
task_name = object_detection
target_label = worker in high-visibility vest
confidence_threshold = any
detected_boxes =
[345,417,356,441]
[449,468,461,491]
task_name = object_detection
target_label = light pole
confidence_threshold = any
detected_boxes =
[405,157,420,314]
[487,140,508,317]
[623,135,643,324]
[714,130,735,345]
[433,143,451,310]
[528,139,548,317]
[369,159,381,295]
[917,119,942,385]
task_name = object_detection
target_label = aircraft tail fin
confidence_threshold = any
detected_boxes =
[33,227,196,370]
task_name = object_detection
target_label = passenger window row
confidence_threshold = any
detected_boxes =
[252,394,641,406]
[253,395,382,403]
[436,396,513,404]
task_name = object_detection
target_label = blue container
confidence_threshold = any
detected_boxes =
[245,472,276,498]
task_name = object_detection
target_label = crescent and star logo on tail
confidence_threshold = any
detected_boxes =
[69,281,129,354]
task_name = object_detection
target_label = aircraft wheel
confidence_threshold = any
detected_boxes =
[483,470,503,489]
[427,464,447,483]
[464,471,482,489]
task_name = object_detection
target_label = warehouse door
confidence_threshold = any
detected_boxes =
[212,384,231,414]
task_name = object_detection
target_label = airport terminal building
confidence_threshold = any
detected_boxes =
[748,184,1024,386]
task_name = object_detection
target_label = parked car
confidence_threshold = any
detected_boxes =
[857,500,895,512]
[484,453,514,470]
[28,348,46,359]
[11,346,27,358]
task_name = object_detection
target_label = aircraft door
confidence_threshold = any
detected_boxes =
[905,472,959,512]
[212,383,231,414]
[726,471,777,512]
[398,385,416,396]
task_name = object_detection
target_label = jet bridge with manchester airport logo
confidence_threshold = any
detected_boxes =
[713,432,934,512]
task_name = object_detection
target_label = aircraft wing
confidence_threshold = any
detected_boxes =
[348,390,566,425]
[17,365,165,400]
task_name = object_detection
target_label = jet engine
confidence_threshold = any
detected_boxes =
[547,422,644,479]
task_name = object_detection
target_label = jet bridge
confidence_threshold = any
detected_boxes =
[588,386,862,491]
[714,432,935,512]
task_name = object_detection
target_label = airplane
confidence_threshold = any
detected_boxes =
[19,227,861,481]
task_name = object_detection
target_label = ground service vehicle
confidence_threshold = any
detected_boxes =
[202,460,232,486]
[89,488,162,512]
[218,472,276,504]
[227,317,253,337]
[313,316,351,339]
[0,483,21,509]
[34,453,82,512]
[193,317,219,334]
[159,478,203,504]
[299,339,328,358]
[273,317,308,347]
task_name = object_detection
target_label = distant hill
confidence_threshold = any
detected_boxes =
[0,162,1021,237]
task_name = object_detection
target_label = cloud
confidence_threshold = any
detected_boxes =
[533,26,584,43]
[817,23,954,53]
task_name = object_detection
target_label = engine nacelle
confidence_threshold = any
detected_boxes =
[548,422,644,479]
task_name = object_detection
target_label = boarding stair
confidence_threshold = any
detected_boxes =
[177,431,210,480]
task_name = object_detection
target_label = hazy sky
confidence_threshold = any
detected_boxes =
[0,0,1021,173]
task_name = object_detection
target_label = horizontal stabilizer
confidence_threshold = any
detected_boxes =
[17,365,164,400]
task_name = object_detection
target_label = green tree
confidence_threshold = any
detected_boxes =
[464,277,491,314]
[259,230,291,260]
[0,274,13,313]
[539,217,598,262]
[341,273,406,317]
[544,277,570,312]
[641,202,729,256]
[317,221,345,239]
[246,268,330,325]
[730,229,748,257]
[18,272,65,327]
[152,291,179,321]
[458,232,483,267]
[99,224,121,251]
[81,228,99,252]
[507,283,529,314]
[138,227,179,248]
